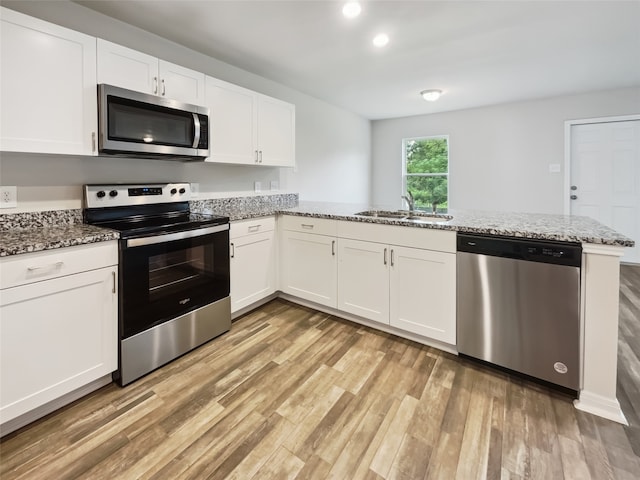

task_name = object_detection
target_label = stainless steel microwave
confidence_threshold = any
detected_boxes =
[98,84,209,161]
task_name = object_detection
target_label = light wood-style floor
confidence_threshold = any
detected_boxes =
[1,266,639,479]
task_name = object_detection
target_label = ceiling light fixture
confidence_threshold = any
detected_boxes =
[420,89,443,101]
[342,2,361,19]
[372,33,389,48]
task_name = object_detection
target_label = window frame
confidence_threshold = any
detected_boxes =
[401,135,450,209]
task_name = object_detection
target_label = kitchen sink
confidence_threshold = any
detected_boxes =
[355,210,453,223]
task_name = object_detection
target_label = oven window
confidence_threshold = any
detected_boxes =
[149,245,206,298]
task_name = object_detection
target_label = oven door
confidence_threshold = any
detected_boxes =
[119,224,229,339]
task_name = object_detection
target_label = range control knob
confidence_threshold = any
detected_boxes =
[96,190,106,198]
[179,187,186,194]
[109,190,118,198]
[170,188,177,195]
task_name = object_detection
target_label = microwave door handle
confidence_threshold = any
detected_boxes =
[192,113,201,148]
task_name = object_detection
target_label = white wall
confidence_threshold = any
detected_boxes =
[372,87,640,213]
[0,1,371,212]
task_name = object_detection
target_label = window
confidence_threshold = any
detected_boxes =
[403,136,449,211]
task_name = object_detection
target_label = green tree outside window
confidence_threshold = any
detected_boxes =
[403,136,448,211]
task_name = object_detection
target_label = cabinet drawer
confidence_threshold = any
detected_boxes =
[230,216,275,239]
[280,215,337,236]
[0,241,118,290]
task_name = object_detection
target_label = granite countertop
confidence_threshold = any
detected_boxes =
[278,201,635,247]
[0,210,120,258]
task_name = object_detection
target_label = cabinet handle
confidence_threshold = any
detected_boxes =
[384,248,388,265]
[161,78,166,96]
[255,150,259,163]
[230,242,235,258]
[27,261,63,272]
[259,150,263,163]
[390,249,395,266]
[112,271,116,294]
[248,225,261,232]
[301,224,314,229]
[332,240,336,256]
[153,76,158,94]
[91,132,96,152]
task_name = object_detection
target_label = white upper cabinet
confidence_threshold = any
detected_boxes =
[205,76,257,165]
[97,39,205,105]
[205,76,295,167]
[0,7,97,155]
[257,95,296,166]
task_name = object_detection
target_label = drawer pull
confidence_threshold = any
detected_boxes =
[248,224,261,232]
[27,261,63,272]
[230,242,235,258]
[301,224,314,229]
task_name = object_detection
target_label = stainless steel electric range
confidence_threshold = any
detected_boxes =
[84,183,230,386]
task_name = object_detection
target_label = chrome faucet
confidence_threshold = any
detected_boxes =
[401,191,414,213]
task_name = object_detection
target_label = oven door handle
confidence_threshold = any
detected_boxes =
[125,224,229,248]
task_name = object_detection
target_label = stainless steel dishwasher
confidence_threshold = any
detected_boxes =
[457,234,582,390]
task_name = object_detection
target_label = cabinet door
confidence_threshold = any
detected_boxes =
[257,94,295,167]
[97,39,158,95]
[205,76,258,165]
[389,246,456,344]
[0,267,117,423]
[0,7,97,155]
[159,60,205,105]
[337,239,390,324]
[230,231,275,313]
[280,231,337,308]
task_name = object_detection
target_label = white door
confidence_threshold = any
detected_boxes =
[570,119,640,263]
[389,246,456,345]
[97,39,158,95]
[205,77,258,165]
[280,231,337,308]
[337,239,389,325]
[257,95,296,167]
[0,7,97,156]
[230,231,275,313]
[158,60,205,105]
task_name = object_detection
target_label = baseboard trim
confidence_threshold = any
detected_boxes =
[0,374,113,437]
[278,293,458,355]
[574,390,628,425]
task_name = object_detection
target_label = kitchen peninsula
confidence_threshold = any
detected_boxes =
[1,197,634,430]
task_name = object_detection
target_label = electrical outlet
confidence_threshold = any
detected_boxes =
[254,181,262,192]
[190,182,199,197]
[270,180,279,191]
[0,186,17,208]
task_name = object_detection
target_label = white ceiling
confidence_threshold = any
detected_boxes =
[75,0,640,120]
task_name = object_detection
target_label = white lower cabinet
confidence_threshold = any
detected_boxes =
[0,243,118,425]
[389,246,456,344]
[337,238,389,324]
[280,226,337,308]
[230,217,276,313]
[337,239,456,344]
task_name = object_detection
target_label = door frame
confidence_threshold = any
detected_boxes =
[563,114,640,215]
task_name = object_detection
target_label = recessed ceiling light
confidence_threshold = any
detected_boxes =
[342,2,361,19]
[420,89,443,101]
[373,33,389,48]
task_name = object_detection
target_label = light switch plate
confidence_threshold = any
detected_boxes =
[270,180,279,191]
[190,183,199,197]
[254,181,262,192]
[0,186,17,208]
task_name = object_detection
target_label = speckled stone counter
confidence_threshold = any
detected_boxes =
[278,201,635,247]
[191,193,299,221]
[0,210,119,257]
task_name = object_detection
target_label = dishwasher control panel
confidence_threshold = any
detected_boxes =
[457,234,582,267]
